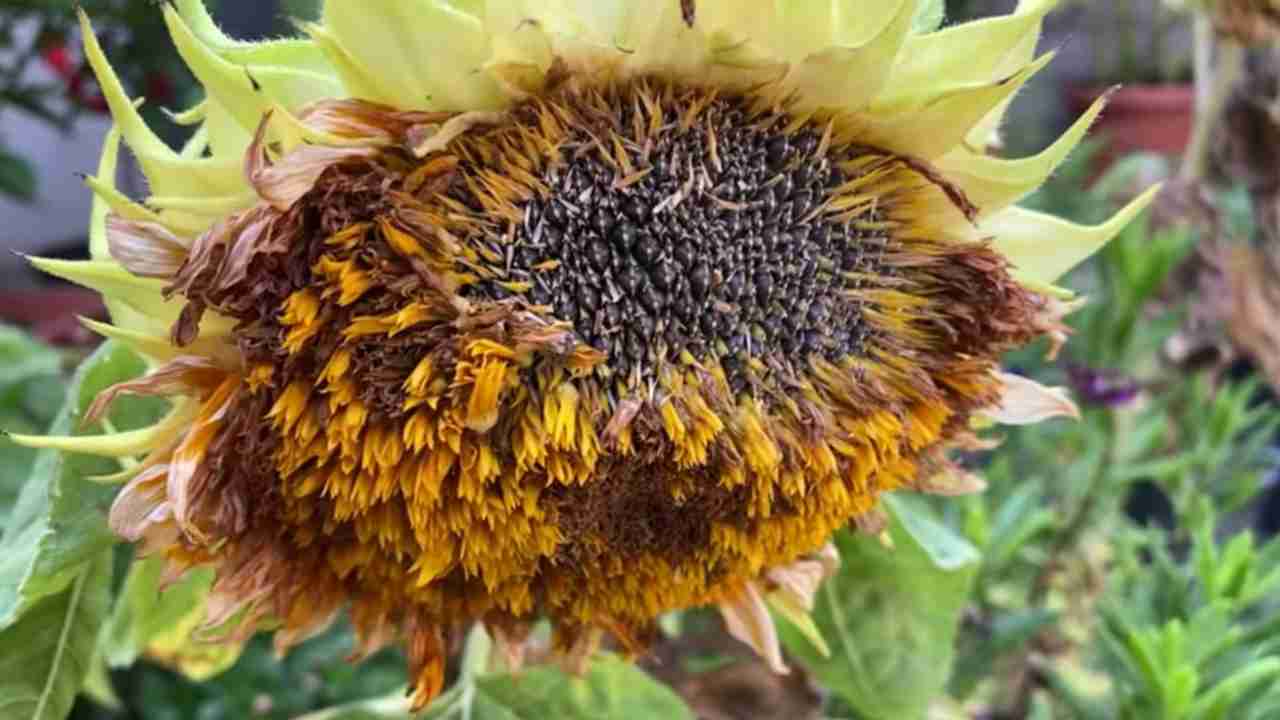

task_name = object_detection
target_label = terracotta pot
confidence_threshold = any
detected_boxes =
[0,288,106,346]
[1067,84,1195,175]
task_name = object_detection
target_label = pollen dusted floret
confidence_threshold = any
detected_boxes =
[140,76,1048,699]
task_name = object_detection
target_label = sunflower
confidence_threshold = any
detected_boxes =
[14,0,1154,706]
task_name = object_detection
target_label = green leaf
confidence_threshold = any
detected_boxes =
[1191,657,1280,720]
[99,555,215,668]
[777,495,979,720]
[466,656,692,720]
[887,495,981,570]
[79,648,122,711]
[0,342,156,630]
[0,325,60,390]
[0,150,37,203]
[0,550,113,720]
[0,326,64,538]
[304,655,694,720]
[911,0,946,34]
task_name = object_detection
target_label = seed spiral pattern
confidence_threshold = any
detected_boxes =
[463,94,889,389]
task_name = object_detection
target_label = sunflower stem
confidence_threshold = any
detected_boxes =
[1028,410,1117,606]
[1181,23,1246,182]
[1006,411,1119,716]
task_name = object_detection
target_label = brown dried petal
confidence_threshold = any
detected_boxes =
[106,216,190,279]
[84,356,228,426]
[986,372,1081,425]
[246,118,377,211]
[409,111,506,158]
[108,462,171,542]
[718,582,788,675]
[297,99,451,144]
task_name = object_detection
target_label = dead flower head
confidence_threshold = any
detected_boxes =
[16,0,1154,706]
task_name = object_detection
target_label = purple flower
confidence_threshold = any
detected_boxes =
[1067,365,1141,408]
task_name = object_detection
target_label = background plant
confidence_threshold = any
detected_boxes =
[0,0,210,202]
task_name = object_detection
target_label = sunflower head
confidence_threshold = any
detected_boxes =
[16,0,1156,706]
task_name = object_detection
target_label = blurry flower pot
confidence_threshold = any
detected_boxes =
[0,288,105,345]
[1067,84,1195,177]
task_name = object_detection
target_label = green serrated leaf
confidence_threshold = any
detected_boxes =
[0,341,157,631]
[778,496,979,720]
[0,550,112,720]
[99,555,216,669]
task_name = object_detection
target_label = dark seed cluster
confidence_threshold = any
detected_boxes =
[467,94,893,388]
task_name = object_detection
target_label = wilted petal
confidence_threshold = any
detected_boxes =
[167,377,239,539]
[718,581,788,675]
[556,626,604,677]
[485,616,533,673]
[853,506,889,536]
[766,557,830,613]
[297,99,450,144]
[109,463,171,542]
[917,466,989,497]
[986,372,1081,425]
[107,216,191,279]
[409,111,507,158]
[85,356,229,425]
[246,117,376,210]
[1035,295,1088,361]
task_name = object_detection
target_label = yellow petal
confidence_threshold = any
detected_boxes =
[87,126,123,261]
[986,185,1161,284]
[938,94,1108,218]
[964,6,1047,148]
[8,402,195,461]
[26,258,235,340]
[860,52,1054,160]
[301,21,391,106]
[878,0,1057,109]
[787,0,917,113]
[321,0,504,110]
[482,0,556,89]
[172,0,332,74]
[79,9,246,199]
[163,4,341,142]
[79,318,236,368]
